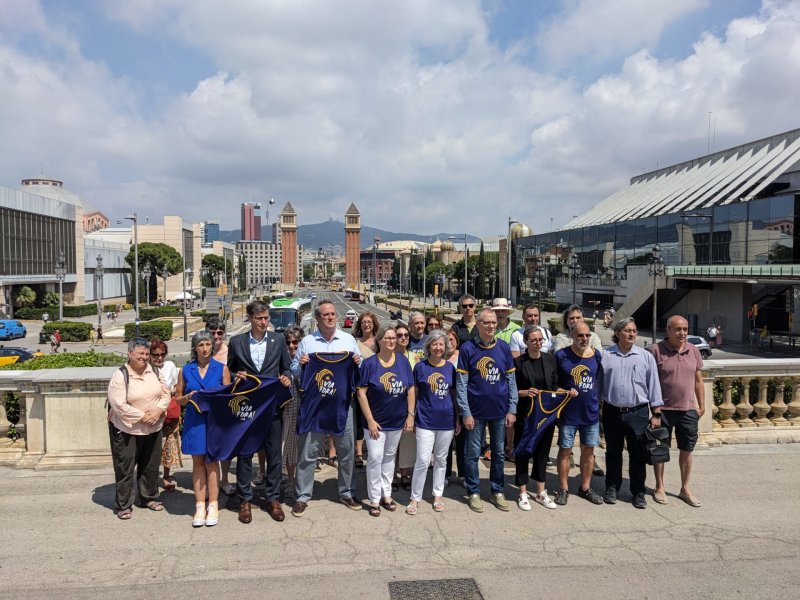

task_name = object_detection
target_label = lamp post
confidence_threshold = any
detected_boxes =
[142,262,151,308]
[183,267,194,341]
[120,213,140,328]
[54,249,66,322]
[489,269,496,302]
[372,236,380,294]
[648,244,665,345]
[95,255,104,329]
[421,246,427,313]
[470,266,477,297]
[569,253,579,305]
[161,265,169,306]
[507,217,518,301]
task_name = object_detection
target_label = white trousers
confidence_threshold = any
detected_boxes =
[365,429,403,504]
[411,427,455,502]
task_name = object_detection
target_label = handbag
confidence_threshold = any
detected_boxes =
[643,426,671,465]
[165,396,181,422]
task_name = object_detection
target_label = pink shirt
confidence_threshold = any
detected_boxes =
[213,342,229,366]
[107,364,171,435]
[648,340,703,411]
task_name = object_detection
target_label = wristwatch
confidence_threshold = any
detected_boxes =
[407,411,416,417]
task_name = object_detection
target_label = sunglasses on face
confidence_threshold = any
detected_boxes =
[210,329,225,336]
[461,303,475,308]
[151,352,166,358]
[396,333,409,338]
[527,338,543,344]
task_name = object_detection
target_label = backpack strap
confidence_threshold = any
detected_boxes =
[106,366,129,411]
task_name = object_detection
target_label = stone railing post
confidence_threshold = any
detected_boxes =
[736,377,755,427]
[787,377,800,426]
[700,373,715,435]
[717,378,737,428]
[769,379,789,425]
[752,376,772,426]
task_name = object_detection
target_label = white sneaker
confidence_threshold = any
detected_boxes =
[192,503,207,527]
[534,490,557,510]
[205,503,219,527]
[517,492,531,511]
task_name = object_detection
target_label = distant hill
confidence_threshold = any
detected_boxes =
[218,219,479,249]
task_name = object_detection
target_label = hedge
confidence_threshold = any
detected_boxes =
[124,320,173,341]
[103,303,133,312]
[140,306,181,321]
[0,351,125,370]
[16,303,100,320]
[42,321,93,342]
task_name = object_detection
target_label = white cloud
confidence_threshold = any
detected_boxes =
[0,0,797,240]
[537,0,709,67]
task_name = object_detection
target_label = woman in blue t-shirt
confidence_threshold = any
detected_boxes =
[357,326,415,517]
[407,330,460,515]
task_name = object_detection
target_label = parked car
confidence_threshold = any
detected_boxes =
[345,309,358,320]
[0,347,41,367]
[688,335,712,359]
[0,320,27,341]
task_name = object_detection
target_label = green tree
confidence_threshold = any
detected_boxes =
[476,242,487,300]
[303,264,315,281]
[238,253,247,291]
[13,286,36,309]
[201,254,233,287]
[124,242,184,304]
[43,291,61,307]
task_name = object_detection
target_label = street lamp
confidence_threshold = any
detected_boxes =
[489,269,496,302]
[648,244,665,345]
[569,253,579,305]
[119,213,140,328]
[507,217,518,301]
[183,267,194,341]
[470,266,477,297]
[372,236,380,294]
[142,262,151,308]
[161,265,170,306]
[95,255,104,329]
[53,249,66,322]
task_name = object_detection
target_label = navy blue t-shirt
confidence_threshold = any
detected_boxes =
[555,347,602,426]
[358,353,413,431]
[298,352,358,435]
[413,359,457,431]
[457,339,515,421]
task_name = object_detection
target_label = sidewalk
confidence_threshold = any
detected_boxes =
[1,444,799,599]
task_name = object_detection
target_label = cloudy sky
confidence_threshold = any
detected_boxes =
[1,0,798,238]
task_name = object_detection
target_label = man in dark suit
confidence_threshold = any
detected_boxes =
[227,300,293,524]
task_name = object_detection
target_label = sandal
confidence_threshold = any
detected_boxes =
[368,505,381,517]
[355,455,365,468]
[401,475,411,491]
[433,501,445,512]
[405,502,418,516]
[163,478,177,491]
[380,497,397,512]
[116,508,132,520]
[141,500,164,511]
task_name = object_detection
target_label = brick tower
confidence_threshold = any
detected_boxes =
[280,202,298,287]
[344,203,361,289]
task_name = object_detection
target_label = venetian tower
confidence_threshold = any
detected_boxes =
[280,202,298,286]
[344,203,361,288]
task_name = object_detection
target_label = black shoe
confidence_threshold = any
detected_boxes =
[632,493,647,509]
[603,486,617,505]
[578,486,603,505]
[592,464,605,476]
[554,489,569,506]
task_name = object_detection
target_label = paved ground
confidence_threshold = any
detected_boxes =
[1,444,799,599]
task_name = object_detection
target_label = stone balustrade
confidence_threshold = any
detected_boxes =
[701,358,800,446]
[1,359,799,470]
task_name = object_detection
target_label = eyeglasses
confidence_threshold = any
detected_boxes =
[210,329,225,336]
[382,337,398,342]
[286,339,300,346]
[461,303,475,308]
[396,333,409,338]
[151,352,166,358]
[575,333,591,339]
[526,338,543,344]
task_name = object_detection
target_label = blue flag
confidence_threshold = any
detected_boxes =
[514,391,572,457]
[190,374,292,462]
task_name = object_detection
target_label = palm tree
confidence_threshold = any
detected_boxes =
[13,286,36,309]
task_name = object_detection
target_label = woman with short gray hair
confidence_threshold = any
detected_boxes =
[407,330,459,514]
[106,337,171,519]
[175,330,231,527]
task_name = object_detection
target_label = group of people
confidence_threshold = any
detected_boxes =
[106,294,706,526]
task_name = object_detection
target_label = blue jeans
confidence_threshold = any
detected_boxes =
[465,418,506,495]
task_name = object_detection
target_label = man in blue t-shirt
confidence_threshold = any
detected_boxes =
[456,308,518,513]
[407,311,428,363]
[554,321,603,507]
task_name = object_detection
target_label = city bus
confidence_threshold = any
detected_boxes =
[269,297,315,333]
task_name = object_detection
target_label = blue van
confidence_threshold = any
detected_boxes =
[0,320,27,341]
